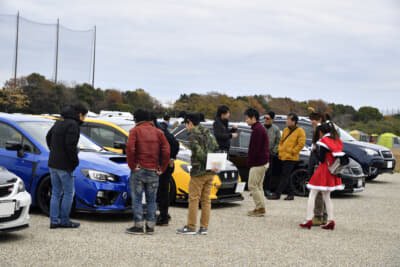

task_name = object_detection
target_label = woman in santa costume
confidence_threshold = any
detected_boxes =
[300,121,344,230]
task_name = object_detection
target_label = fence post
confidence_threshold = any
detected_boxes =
[14,11,20,90]
[92,25,96,88]
[55,18,60,83]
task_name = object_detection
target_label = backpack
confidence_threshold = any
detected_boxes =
[327,154,350,175]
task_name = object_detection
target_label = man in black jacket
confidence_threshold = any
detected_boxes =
[151,114,180,226]
[46,104,88,229]
[213,105,238,154]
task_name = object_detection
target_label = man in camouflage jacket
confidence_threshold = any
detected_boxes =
[177,113,219,235]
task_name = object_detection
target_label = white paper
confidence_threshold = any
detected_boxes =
[0,201,15,217]
[235,182,246,193]
[206,153,227,171]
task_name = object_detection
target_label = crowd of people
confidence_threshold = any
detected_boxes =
[45,103,345,234]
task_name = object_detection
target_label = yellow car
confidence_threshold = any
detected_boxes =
[40,115,244,204]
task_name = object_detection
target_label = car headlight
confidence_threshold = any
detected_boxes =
[363,148,379,156]
[81,169,118,182]
[17,180,25,193]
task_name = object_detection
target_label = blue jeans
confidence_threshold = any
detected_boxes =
[49,168,75,224]
[130,169,159,227]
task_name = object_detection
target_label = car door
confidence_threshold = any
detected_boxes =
[0,122,39,192]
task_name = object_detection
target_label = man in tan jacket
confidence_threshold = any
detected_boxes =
[267,113,306,200]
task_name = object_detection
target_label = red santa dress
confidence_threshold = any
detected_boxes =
[307,134,345,191]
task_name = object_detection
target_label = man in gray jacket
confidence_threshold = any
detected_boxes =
[263,111,281,195]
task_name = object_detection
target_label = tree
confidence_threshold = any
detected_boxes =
[0,88,30,113]
[355,106,383,123]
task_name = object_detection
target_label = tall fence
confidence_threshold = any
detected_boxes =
[0,13,96,88]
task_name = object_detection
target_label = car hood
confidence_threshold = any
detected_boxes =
[77,151,130,180]
[343,140,389,152]
[0,167,18,185]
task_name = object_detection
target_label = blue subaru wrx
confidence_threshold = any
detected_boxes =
[0,113,131,214]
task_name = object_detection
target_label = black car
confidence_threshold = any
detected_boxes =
[270,115,396,181]
[172,121,365,196]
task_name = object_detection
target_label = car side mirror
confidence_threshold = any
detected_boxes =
[6,140,25,158]
[113,141,127,154]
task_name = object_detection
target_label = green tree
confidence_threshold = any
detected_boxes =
[355,106,383,123]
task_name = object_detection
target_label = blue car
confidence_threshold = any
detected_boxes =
[0,113,131,214]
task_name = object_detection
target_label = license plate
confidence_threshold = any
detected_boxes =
[387,161,393,169]
[357,179,363,188]
[0,201,15,217]
[235,182,246,193]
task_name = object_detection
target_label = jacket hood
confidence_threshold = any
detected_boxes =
[61,106,80,122]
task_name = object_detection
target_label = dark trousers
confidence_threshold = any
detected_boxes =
[264,154,280,191]
[308,150,327,219]
[157,165,174,219]
[275,160,297,197]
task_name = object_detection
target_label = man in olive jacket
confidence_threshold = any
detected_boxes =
[46,103,88,229]
[177,113,219,235]
[268,113,306,200]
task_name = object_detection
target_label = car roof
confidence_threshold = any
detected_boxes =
[0,113,52,122]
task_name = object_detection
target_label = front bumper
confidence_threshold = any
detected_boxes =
[378,158,396,174]
[0,191,31,232]
[340,176,365,193]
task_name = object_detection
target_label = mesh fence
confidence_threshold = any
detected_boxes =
[0,14,95,87]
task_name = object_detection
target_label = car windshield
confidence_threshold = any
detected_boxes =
[17,121,104,152]
[336,126,356,142]
[117,124,135,133]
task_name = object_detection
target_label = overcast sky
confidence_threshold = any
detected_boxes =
[1,0,399,112]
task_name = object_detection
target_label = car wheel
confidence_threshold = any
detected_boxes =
[169,177,176,205]
[36,175,52,215]
[366,168,379,181]
[292,168,310,197]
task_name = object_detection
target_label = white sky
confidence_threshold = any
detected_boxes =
[1,0,400,111]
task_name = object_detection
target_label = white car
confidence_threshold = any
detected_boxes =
[0,166,31,232]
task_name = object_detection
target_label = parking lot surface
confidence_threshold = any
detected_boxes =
[1,173,400,266]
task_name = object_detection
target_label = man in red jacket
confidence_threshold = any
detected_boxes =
[245,108,269,217]
[125,109,170,235]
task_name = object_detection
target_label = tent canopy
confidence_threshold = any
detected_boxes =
[377,133,400,149]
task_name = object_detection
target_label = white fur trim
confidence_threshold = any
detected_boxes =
[317,141,330,150]
[306,184,345,191]
[322,133,330,137]
[332,152,345,157]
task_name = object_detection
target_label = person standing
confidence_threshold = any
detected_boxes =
[125,109,170,235]
[300,121,344,230]
[46,103,88,229]
[159,114,171,132]
[308,108,328,226]
[213,105,238,154]
[150,114,180,226]
[268,113,305,200]
[177,113,219,235]
[245,108,269,217]
[263,111,281,195]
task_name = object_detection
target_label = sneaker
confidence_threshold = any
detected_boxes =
[176,225,197,235]
[125,226,144,235]
[312,216,324,226]
[156,216,169,226]
[145,225,155,235]
[247,208,266,217]
[59,221,80,228]
[266,193,280,200]
[50,223,60,229]
[284,195,294,201]
[198,227,208,235]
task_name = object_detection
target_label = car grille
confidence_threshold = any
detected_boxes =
[216,187,239,196]
[351,168,363,175]
[218,171,239,183]
[0,208,21,223]
[381,151,393,159]
[0,184,13,198]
